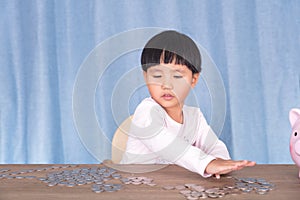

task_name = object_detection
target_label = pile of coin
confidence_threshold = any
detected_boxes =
[0,166,158,194]
[161,177,275,199]
[235,177,275,195]
[0,165,77,180]
[162,183,229,199]
[91,183,122,193]
[120,176,156,186]
[0,168,10,173]
[41,166,125,193]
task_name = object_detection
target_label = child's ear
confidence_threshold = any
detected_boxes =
[191,73,200,88]
[143,71,147,82]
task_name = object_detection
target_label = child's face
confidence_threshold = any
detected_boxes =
[143,61,199,110]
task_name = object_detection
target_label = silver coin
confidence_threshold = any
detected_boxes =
[94,181,104,185]
[163,186,174,190]
[146,183,157,186]
[19,170,28,174]
[241,188,252,193]
[120,178,129,183]
[48,182,57,187]
[103,177,111,181]
[76,181,86,185]
[24,175,36,179]
[185,183,196,189]
[112,173,121,179]
[113,184,122,191]
[256,190,267,195]
[10,171,20,175]
[93,189,104,193]
[143,177,153,182]
[257,187,269,192]
[175,185,186,190]
[58,181,68,186]
[190,191,202,197]
[199,193,208,199]
[92,185,101,190]
[0,168,10,173]
[205,188,219,194]
[192,185,205,192]
[104,187,115,192]
[131,181,142,185]
[180,190,192,195]
[66,183,76,187]
[208,193,219,198]
[186,195,198,200]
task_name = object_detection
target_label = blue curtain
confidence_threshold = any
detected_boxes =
[1,0,299,164]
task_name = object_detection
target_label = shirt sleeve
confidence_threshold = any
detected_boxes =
[193,109,230,160]
[125,99,229,177]
[192,109,231,177]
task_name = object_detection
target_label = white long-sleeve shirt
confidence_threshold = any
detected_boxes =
[120,97,230,177]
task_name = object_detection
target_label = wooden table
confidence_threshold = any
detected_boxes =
[0,164,299,200]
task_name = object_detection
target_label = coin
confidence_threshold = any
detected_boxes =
[24,176,36,179]
[180,190,192,195]
[207,193,219,198]
[185,183,196,189]
[192,185,205,192]
[205,187,219,194]
[48,182,57,187]
[175,185,186,190]
[146,183,157,186]
[66,183,76,187]
[0,168,10,173]
[186,195,198,200]
[93,189,104,193]
[163,186,175,190]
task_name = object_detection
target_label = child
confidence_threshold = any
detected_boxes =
[120,30,255,178]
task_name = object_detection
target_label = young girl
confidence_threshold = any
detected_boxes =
[120,30,255,178]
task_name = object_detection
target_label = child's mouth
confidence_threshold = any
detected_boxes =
[162,94,174,100]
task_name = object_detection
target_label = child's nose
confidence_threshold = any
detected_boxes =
[161,78,173,90]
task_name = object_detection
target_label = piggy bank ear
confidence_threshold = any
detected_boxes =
[289,108,300,127]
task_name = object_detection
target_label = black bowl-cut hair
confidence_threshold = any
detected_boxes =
[141,30,201,74]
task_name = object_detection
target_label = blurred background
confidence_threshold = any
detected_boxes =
[0,0,299,164]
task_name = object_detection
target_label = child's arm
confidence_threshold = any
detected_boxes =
[127,100,218,176]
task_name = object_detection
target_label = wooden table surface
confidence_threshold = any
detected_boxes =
[0,164,299,200]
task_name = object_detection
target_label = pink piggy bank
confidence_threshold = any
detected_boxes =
[289,108,300,178]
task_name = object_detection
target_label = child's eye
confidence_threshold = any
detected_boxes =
[152,75,162,78]
[174,75,183,79]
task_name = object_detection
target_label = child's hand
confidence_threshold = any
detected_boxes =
[205,158,256,179]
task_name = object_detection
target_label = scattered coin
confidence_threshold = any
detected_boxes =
[163,186,175,190]
[1,165,275,198]
[161,176,275,199]
[0,168,11,173]
[175,185,186,190]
